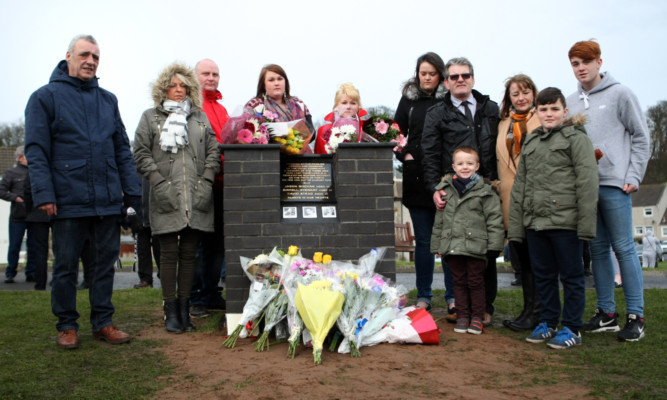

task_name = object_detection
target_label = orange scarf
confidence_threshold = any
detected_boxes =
[506,111,529,158]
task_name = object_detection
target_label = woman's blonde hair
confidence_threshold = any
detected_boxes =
[333,83,361,110]
[151,62,202,108]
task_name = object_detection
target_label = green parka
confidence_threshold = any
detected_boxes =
[508,116,598,242]
[430,176,505,260]
[133,63,220,235]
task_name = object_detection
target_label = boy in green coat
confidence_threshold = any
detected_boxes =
[509,87,599,349]
[430,146,504,335]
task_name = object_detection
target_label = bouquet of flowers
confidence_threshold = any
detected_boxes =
[362,112,403,144]
[320,112,361,154]
[294,279,344,364]
[219,105,277,145]
[255,289,289,351]
[265,119,313,155]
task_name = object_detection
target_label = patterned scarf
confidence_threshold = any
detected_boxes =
[452,173,481,196]
[506,110,532,169]
[263,95,307,122]
[160,99,191,153]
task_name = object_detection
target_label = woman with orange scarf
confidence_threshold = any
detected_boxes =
[496,74,542,331]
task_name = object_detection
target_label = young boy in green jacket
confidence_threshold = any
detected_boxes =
[508,87,599,349]
[430,146,504,335]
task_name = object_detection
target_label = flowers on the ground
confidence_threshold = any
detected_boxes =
[225,247,438,364]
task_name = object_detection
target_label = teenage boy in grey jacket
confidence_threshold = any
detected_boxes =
[566,40,650,342]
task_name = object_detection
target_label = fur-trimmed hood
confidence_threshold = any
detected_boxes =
[562,113,587,127]
[401,78,447,101]
[151,62,202,109]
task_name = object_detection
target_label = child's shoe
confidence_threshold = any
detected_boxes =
[467,317,483,335]
[547,327,582,349]
[526,322,557,343]
[454,318,469,333]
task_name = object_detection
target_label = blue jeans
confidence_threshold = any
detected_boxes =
[408,207,454,304]
[527,229,586,331]
[590,186,644,316]
[5,220,36,278]
[51,217,120,333]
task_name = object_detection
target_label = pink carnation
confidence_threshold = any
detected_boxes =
[391,122,400,131]
[374,120,389,135]
[237,129,253,144]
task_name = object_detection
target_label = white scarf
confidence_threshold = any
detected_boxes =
[160,99,191,153]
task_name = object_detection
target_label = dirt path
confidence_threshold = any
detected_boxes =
[141,308,591,400]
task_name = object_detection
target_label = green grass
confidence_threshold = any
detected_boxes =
[425,287,667,399]
[1,278,666,398]
[0,288,171,399]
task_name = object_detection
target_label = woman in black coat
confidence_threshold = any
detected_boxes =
[394,52,454,315]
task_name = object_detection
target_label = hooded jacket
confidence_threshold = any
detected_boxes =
[508,115,599,243]
[430,175,504,260]
[24,60,141,219]
[421,90,500,194]
[395,80,447,209]
[133,63,220,235]
[566,72,650,189]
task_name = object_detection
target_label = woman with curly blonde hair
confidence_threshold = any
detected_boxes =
[133,62,220,333]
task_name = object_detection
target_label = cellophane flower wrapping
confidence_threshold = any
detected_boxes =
[265,119,314,155]
[333,268,365,356]
[321,112,360,154]
[294,279,344,364]
[255,289,289,351]
[362,113,404,143]
[281,256,323,358]
[219,110,272,145]
[223,277,280,348]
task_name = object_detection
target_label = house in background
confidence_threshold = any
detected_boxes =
[0,147,19,264]
[631,183,667,242]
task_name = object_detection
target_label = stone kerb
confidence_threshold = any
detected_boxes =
[221,143,396,320]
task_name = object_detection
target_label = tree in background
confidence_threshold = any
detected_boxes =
[0,120,25,147]
[643,101,667,184]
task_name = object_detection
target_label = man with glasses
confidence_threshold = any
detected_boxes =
[421,57,500,326]
[566,40,650,342]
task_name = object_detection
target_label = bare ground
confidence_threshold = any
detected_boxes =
[140,308,592,400]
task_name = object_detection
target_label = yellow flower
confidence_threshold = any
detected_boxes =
[313,252,323,263]
[288,245,299,256]
[322,254,332,264]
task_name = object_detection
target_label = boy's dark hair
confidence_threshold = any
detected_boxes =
[536,87,566,107]
[453,145,479,161]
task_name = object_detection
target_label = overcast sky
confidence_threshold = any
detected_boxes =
[1,0,666,140]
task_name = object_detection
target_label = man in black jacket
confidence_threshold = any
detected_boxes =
[421,57,501,325]
[0,146,37,283]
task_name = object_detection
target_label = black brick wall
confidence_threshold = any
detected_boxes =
[221,143,396,313]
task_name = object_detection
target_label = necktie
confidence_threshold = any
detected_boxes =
[462,100,474,127]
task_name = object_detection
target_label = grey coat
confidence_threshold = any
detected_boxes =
[133,106,220,235]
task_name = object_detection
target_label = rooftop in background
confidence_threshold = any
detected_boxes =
[632,183,667,207]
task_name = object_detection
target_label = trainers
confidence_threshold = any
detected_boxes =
[547,327,582,349]
[617,314,645,342]
[189,304,209,318]
[526,322,557,343]
[454,318,469,333]
[467,317,483,335]
[581,308,620,333]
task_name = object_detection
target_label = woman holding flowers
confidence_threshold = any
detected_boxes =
[394,52,452,314]
[314,83,368,154]
[243,64,315,140]
[496,74,541,332]
[133,62,220,334]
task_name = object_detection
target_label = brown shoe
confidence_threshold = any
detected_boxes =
[133,281,152,289]
[93,325,130,344]
[57,330,80,349]
[445,303,457,323]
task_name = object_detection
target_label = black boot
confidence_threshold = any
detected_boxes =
[179,297,196,332]
[506,265,540,331]
[163,299,183,333]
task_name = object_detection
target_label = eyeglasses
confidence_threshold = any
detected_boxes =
[448,74,472,81]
